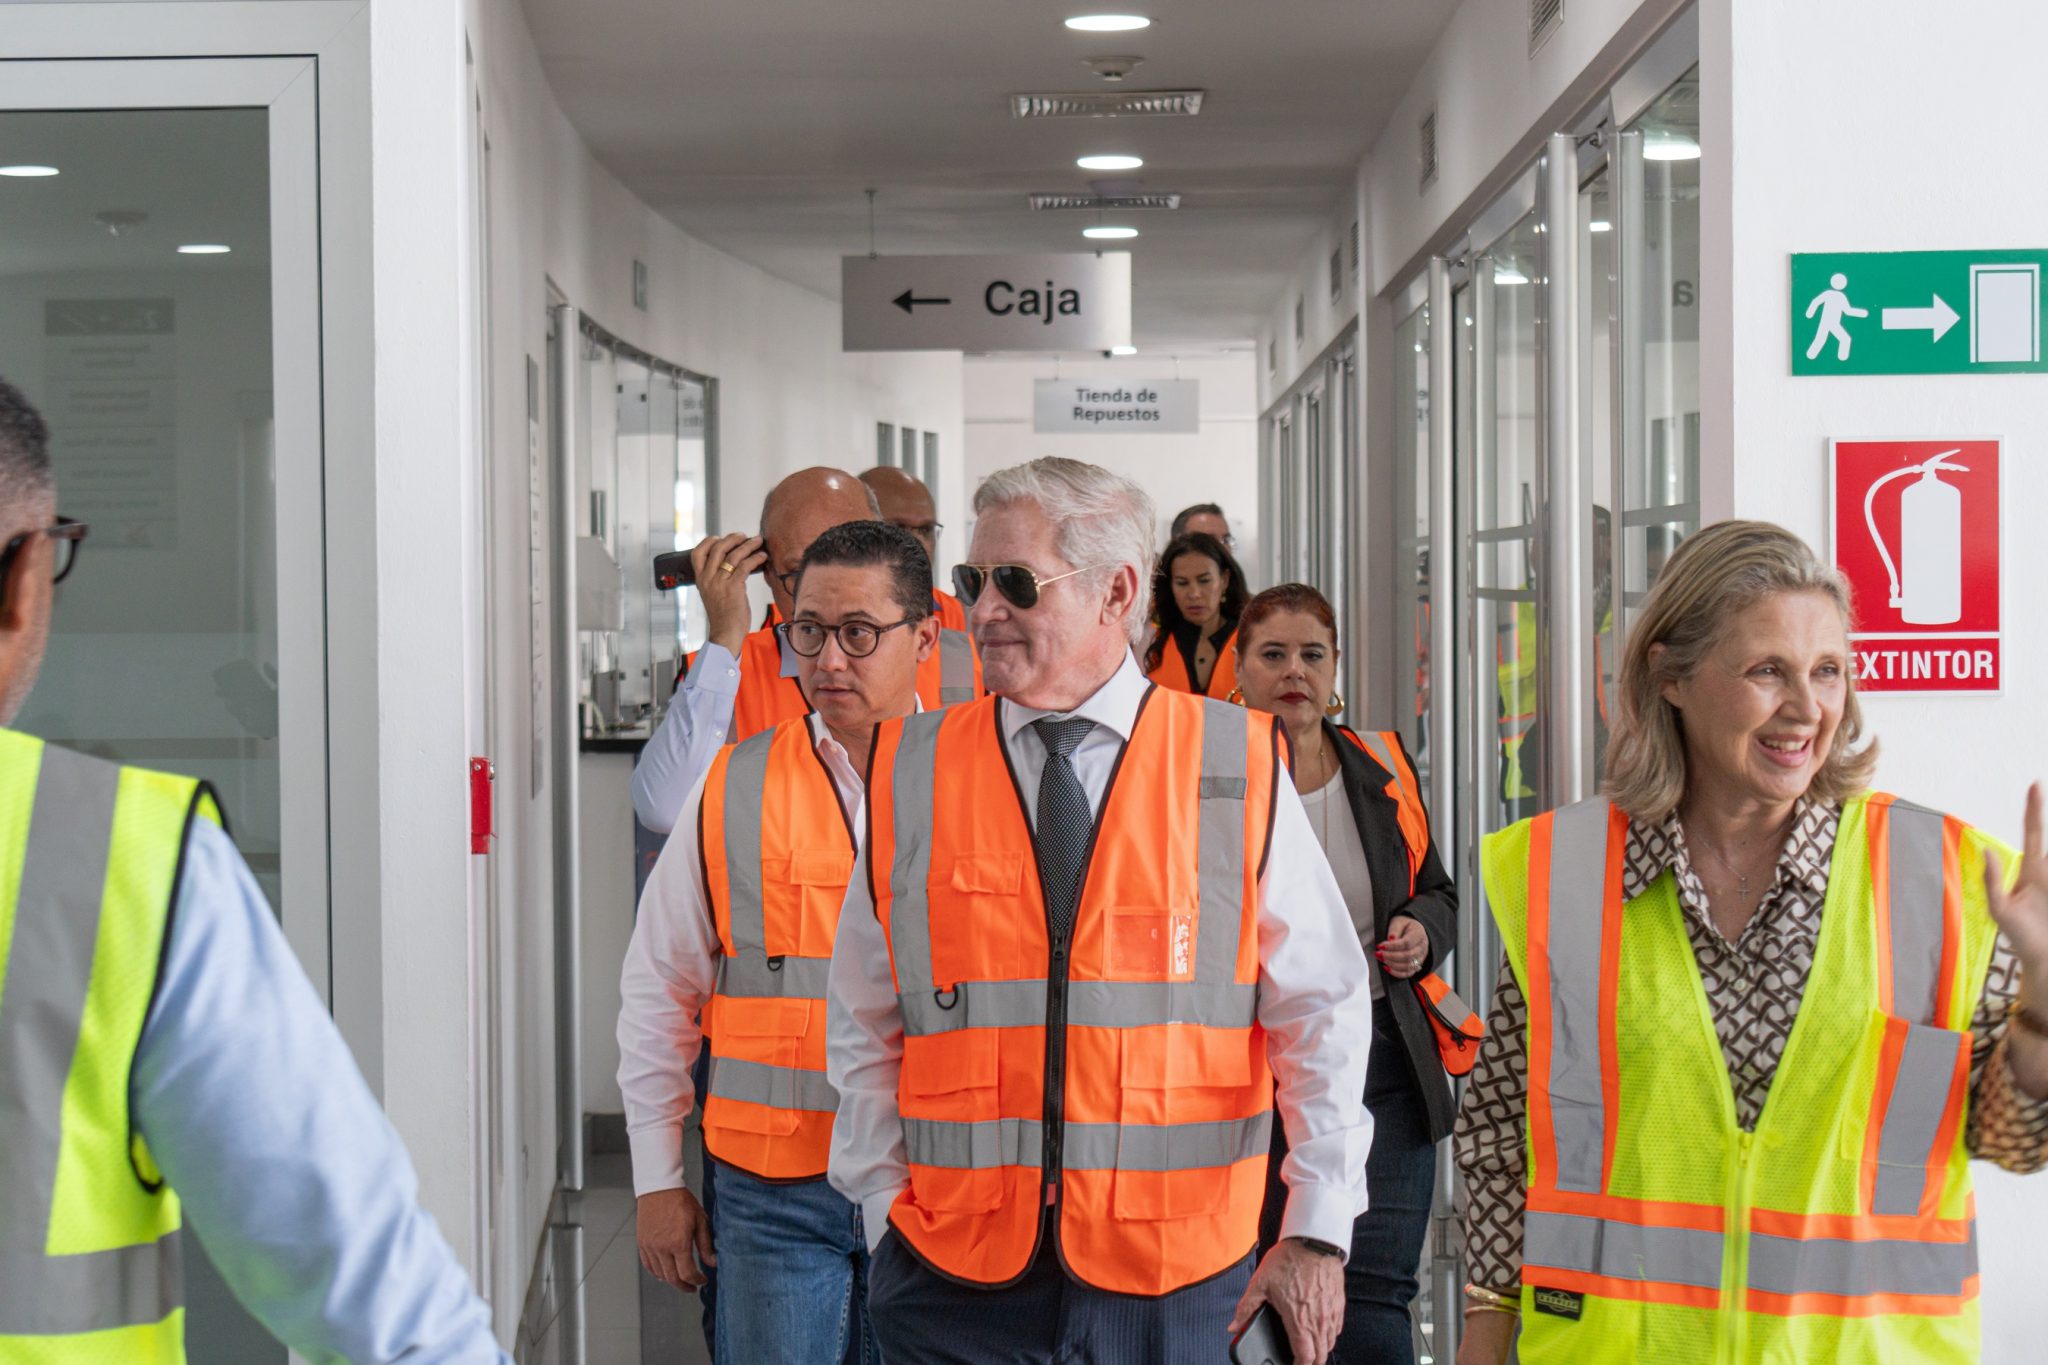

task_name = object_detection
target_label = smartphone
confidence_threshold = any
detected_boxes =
[1229,1304,1294,1365]
[653,550,696,591]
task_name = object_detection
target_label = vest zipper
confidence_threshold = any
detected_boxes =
[1719,1129,1756,1365]
[1043,935,1072,1211]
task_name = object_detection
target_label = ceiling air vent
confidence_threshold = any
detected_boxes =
[1530,0,1563,55]
[1418,107,1439,191]
[1011,90,1206,119]
[1029,193,1183,211]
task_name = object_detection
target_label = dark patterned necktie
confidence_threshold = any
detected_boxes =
[1032,717,1095,942]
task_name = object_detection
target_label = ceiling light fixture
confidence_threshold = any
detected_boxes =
[1083,225,1138,240]
[1064,14,1151,32]
[1077,153,1143,171]
[1589,220,1612,233]
[177,244,232,255]
[0,165,59,178]
[1494,266,1529,285]
[1109,345,1138,356]
[1643,131,1702,161]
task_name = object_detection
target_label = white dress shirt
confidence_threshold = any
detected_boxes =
[827,652,1375,1257]
[618,710,864,1196]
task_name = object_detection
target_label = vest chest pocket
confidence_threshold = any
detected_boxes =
[1854,1012,1970,1218]
[932,854,1031,980]
[1112,1028,1258,1221]
[786,847,856,958]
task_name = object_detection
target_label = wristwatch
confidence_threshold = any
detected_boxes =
[1289,1236,1345,1259]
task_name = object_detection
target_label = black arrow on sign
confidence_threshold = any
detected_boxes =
[893,289,953,314]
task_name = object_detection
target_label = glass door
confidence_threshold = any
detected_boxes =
[0,58,331,1362]
[1392,303,1432,781]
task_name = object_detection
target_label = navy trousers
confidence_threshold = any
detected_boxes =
[1259,1012,1438,1365]
[867,1211,1253,1364]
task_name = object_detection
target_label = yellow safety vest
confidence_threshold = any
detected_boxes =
[1496,600,1538,800]
[1484,792,2003,1364]
[0,728,221,1362]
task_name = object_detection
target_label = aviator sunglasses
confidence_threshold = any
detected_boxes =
[952,561,1112,611]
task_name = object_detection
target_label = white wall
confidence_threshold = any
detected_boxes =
[962,354,1260,569]
[1702,5,2048,1356]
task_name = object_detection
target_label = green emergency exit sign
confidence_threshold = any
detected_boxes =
[1791,250,2048,375]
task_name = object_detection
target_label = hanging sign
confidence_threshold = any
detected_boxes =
[1792,252,2047,375]
[1032,378,1198,434]
[1828,438,2001,693]
[842,253,1132,352]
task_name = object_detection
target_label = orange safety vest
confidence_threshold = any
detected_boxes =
[684,623,982,745]
[1488,793,2001,1362]
[697,719,854,1178]
[866,688,1282,1295]
[1146,623,1239,699]
[933,588,968,633]
[1337,727,1430,893]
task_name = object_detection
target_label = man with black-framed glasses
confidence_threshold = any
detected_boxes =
[621,520,939,1364]
[0,376,506,1359]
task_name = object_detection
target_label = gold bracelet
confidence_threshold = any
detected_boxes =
[1463,1284,1521,1314]
[2010,999,2048,1041]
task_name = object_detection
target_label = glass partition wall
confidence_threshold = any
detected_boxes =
[1392,50,1703,1365]
[574,317,717,741]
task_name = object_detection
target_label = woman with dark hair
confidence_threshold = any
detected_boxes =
[1235,582,1463,1365]
[1144,530,1249,696]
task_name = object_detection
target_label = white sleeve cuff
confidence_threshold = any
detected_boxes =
[861,1189,903,1252]
[627,1126,687,1199]
[687,642,743,696]
[1276,1181,1361,1260]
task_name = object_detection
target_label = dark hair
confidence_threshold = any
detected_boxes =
[1170,502,1226,539]
[0,375,54,513]
[794,520,932,621]
[1239,583,1339,651]
[1145,532,1250,670]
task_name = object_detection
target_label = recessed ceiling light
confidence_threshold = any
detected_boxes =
[0,165,59,178]
[177,244,232,255]
[1643,131,1701,161]
[1064,14,1151,32]
[1109,345,1138,356]
[1077,154,1143,171]
[1083,226,1138,240]
[1494,266,1529,285]
[1589,220,1612,233]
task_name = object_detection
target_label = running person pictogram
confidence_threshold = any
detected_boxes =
[1804,272,1868,361]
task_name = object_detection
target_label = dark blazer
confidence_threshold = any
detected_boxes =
[1326,721,1460,1143]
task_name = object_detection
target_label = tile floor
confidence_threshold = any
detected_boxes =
[515,1151,710,1365]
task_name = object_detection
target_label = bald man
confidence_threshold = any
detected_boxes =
[860,465,966,631]
[633,467,980,835]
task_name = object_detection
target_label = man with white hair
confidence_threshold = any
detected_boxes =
[827,458,1373,1363]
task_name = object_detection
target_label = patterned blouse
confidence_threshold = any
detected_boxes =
[1457,797,2048,1296]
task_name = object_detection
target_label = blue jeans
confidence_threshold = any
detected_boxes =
[709,1157,877,1365]
[1260,1015,1438,1364]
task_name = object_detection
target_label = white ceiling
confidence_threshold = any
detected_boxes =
[521,0,1458,351]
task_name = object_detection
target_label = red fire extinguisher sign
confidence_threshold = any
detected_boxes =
[1828,438,2001,694]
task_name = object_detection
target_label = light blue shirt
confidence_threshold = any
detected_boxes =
[134,818,507,1363]
[630,632,802,833]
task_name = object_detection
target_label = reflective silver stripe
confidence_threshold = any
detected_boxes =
[883,711,947,996]
[1063,1112,1272,1172]
[1884,799,1948,1026]
[0,1231,182,1335]
[899,979,1257,1036]
[1523,1210,1725,1290]
[0,743,183,1334]
[938,629,976,704]
[1871,1021,1967,1217]
[1356,730,1399,781]
[1540,799,1615,1194]
[706,1055,839,1114]
[720,731,774,958]
[1748,1227,1978,1298]
[1196,699,1249,988]
[904,1116,1045,1169]
[715,953,831,1000]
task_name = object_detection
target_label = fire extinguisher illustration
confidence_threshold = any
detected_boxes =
[1862,448,1969,625]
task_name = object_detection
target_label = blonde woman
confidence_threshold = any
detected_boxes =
[1455,521,2048,1365]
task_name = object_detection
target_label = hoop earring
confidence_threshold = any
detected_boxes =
[1325,692,1345,717]
[1227,687,1246,706]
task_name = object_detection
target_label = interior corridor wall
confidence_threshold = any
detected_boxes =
[1700,2,2048,1358]
[962,354,1259,574]
[442,0,971,1325]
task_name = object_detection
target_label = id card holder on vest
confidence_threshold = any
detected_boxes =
[1108,909,1197,979]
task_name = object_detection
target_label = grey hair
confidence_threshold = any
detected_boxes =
[1604,519,1876,822]
[0,375,55,517]
[973,458,1155,643]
